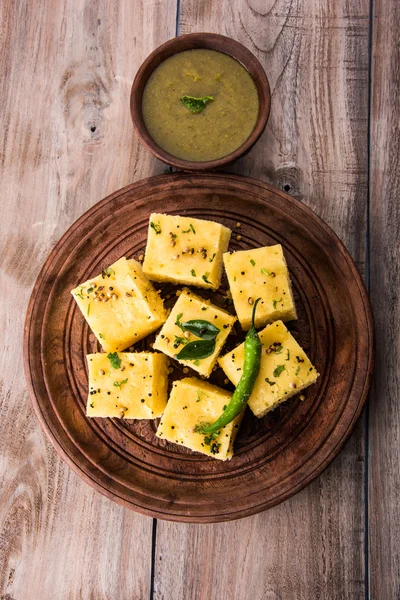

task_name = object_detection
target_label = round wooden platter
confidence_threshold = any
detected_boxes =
[23,173,373,523]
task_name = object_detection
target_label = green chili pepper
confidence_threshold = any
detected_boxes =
[198,298,262,435]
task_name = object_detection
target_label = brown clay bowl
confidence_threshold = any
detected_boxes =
[130,33,271,171]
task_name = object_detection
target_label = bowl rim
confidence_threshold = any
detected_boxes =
[130,32,271,171]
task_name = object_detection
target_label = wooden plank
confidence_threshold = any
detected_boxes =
[154,1,370,598]
[369,0,400,597]
[0,1,175,598]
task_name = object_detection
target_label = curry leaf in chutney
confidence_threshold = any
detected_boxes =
[180,95,214,114]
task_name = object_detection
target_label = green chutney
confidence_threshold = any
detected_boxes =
[142,49,259,162]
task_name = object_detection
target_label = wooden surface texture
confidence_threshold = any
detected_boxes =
[0,0,398,598]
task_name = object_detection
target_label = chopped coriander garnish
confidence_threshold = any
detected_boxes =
[201,307,208,311]
[182,228,191,233]
[150,221,161,234]
[87,303,91,316]
[209,253,216,262]
[273,297,282,309]
[175,312,184,330]
[209,441,221,455]
[87,286,94,293]
[273,365,286,377]
[173,335,189,348]
[202,272,212,284]
[193,359,201,366]
[196,390,208,402]
[190,224,196,234]
[74,287,84,299]
[90,402,95,408]
[114,378,128,389]
[295,366,300,376]
[265,377,276,386]
[261,268,271,276]
[191,269,196,277]
[102,267,115,278]
[98,333,104,339]
[250,259,256,266]
[107,352,121,369]
[286,350,290,360]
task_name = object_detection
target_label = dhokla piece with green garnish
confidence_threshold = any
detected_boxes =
[71,257,167,352]
[223,244,297,330]
[218,320,319,418]
[143,213,231,289]
[155,378,243,460]
[86,351,169,419]
[153,288,236,377]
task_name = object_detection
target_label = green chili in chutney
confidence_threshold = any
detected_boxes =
[142,49,259,162]
[198,298,262,435]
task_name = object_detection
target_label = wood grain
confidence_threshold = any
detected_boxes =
[369,0,400,597]
[154,0,370,597]
[0,0,176,598]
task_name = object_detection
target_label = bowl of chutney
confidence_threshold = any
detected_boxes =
[130,33,271,171]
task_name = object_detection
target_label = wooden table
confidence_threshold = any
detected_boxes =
[1,1,398,598]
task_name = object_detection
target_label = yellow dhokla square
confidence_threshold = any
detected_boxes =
[219,321,319,418]
[153,289,236,377]
[156,378,243,460]
[223,245,297,330]
[86,352,169,419]
[143,213,231,289]
[71,257,167,352]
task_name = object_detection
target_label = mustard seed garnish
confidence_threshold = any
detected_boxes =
[98,286,104,291]
[248,297,254,305]
[94,297,101,303]
[266,348,272,354]
[107,291,112,298]
[112,293,118,300]
[236,234,242,241]
[126,292,132,297]
[102,297,109,303]
[184,331,190,339]
[190,248,195,254]
[198,247,205,253]
[109,287,113,290]
[172,254,179,260]
[139,254,144,261]
[92,283,97,288]
[289,382,297,389]
[121,366,125,372]
[300,394,305,401]
[170,239,176,247]
[183,367,189,374]
[224,378,229,385]
[271,272,276,277]
[236,222,241,228]
[99,369,105,375]
[183,246,190,253]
